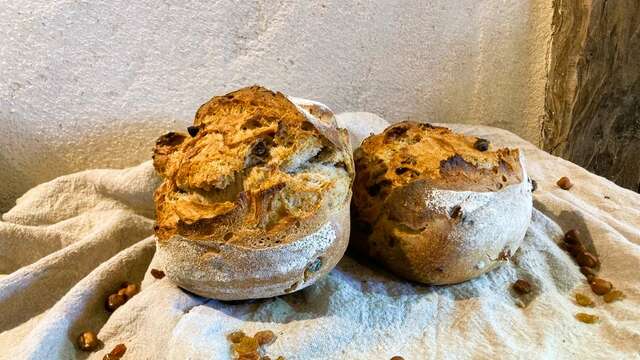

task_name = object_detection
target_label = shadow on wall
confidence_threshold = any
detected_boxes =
[397,0,550,145]
[0,119,186,213]
[0,1,554,211]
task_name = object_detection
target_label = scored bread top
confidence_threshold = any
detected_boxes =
[153,86,354,248]
[352,121,522,224]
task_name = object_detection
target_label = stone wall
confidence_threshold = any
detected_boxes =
[0,1,553,211]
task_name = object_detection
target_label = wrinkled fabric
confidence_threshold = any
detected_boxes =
[1,114,638,360]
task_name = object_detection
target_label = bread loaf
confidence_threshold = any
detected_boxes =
[152,86,354,300]
[351,121,532,284]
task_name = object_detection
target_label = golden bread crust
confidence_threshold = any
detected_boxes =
[153,86,354,248]
[352,121,522,226]
[351,121,531,284]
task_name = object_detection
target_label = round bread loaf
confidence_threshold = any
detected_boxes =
[351,121,533,285]
[152,86,354,300]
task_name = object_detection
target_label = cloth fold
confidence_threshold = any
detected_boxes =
[1,114,639,359]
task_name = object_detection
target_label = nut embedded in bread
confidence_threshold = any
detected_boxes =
[152,86,354,300]
[351,121,532,285]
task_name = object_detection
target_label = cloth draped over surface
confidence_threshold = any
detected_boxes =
[1,113,638,359]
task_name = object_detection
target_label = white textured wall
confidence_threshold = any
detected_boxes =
[0,0,552,211]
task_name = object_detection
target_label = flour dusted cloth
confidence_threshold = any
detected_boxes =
[1,114,639,359]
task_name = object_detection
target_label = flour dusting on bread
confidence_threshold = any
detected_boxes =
[351,121,532,285]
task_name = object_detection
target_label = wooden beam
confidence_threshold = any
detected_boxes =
[543,0,640,192]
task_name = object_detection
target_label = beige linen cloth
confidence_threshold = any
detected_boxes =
[1,113,639,360]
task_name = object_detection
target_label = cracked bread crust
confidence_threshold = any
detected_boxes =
[352,121,532,285]
[153,86,354,248]
[353,121,522,227]
[151,86,354,300]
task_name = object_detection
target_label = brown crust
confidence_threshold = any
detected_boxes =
[152,86,354,248]
[350,122,531,284]
[352,121,522,225]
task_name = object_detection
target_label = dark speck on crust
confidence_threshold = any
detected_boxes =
[440,154,475,173]
[474,138,490,152]
[384,125,409,141]
[187,125,200,137]
[156,132,186,147]
[450,205,462,219]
